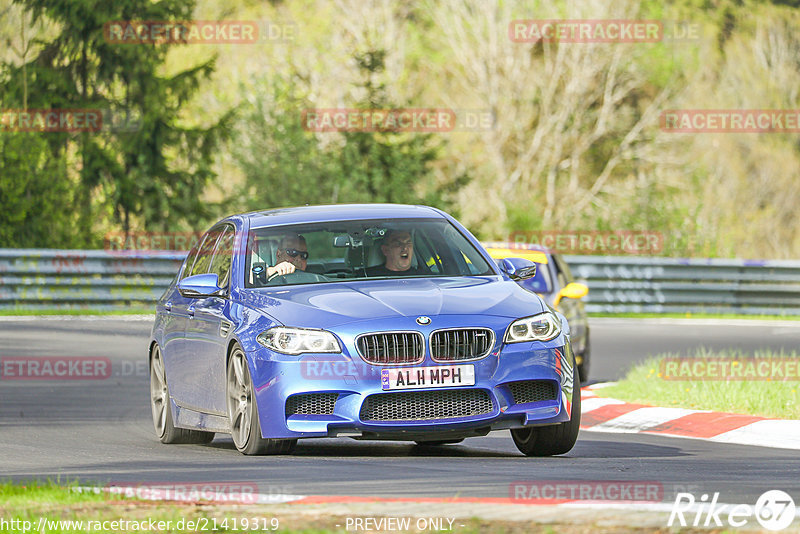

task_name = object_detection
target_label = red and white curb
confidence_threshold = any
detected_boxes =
[580,384,800,450]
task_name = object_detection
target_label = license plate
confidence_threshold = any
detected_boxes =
[381,364,475,391]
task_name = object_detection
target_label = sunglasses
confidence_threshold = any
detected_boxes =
[283,248,309,260]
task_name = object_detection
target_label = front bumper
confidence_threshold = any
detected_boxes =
[246,323,575,440]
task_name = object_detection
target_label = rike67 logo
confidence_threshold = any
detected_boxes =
[669,490,796,531]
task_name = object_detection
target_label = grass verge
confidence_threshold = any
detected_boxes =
[598,348,800,419]
[0,480,718,533]
[0,480,329,533]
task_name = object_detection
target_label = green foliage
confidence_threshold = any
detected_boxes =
[232,49,444,212]
[0,133,79,247]
[1,0,228,246]
[601,349,800,419]
[232,77,339,210]
[506,204,543,236]
[1,0,799,258]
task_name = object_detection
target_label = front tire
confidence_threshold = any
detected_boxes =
[226,343,297,455]
[511,351,581,456]
[150,344,214,445]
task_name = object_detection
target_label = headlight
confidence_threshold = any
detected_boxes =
[257,327,341,355]
[504,312,562,343]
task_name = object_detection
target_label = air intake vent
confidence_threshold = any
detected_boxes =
[356,332,424,365]
[430,328,494,362]
[219,320,232,338]
[285,393,338,416]
[360,389,494,421]
[506,380,558,405]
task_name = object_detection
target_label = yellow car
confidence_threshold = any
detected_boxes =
[485,246,591,383]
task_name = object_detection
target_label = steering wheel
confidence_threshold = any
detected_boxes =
[268,270,330,285]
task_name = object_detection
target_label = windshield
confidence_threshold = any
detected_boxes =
[245,217,495,287]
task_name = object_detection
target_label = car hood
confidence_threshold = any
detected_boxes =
[238,277,546,329]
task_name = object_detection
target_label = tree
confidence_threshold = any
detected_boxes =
[0,3,76,247]
[425,0,681,237]
[335,50,441,205]
[0,133,78,247]
[232,49,446,211]
[1,0,228,247]
[232,77,340,211]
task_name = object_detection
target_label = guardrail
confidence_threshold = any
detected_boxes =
[562,255,800,315]
[0,249,183,310]
[1,249,799,315]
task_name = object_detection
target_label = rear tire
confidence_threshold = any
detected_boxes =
[150,344,215,445]
[226,343,297,455]
[511,350,581,456]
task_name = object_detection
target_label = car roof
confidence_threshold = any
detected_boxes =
[484,246,550,265]
[240,204,445,229]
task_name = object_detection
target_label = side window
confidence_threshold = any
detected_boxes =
[527,263,553,293]
[439,223,492,276]
[414,233,443,274]
[209,225,235,289]
[190,229,222,277]
[180,245,200,280]
[555,255,574,283]
[552,261,568,288]
[553,258,571,288]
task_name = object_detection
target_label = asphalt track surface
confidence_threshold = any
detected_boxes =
[1,317,799,506]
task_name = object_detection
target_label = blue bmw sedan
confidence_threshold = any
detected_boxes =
[149,204,580,456]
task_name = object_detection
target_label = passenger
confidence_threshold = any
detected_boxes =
[366,230,423,276]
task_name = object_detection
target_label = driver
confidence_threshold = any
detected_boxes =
[366,230,423,276]
[267,234,308,277]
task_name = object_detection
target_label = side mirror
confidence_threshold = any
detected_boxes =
[499,257,537,281]
[553,282,589,307]
[178,273,223,298]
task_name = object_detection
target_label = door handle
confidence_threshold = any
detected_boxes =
[165,302,172,312]
[188,306,195,317]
